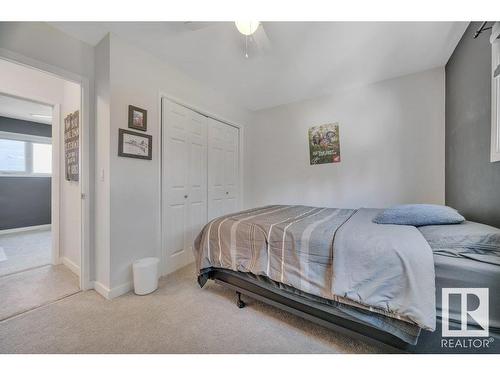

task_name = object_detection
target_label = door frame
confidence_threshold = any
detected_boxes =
[158,92,244,276]
[0,48,91,290]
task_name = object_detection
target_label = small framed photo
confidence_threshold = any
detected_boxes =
[118,129,152,160]
[128,105,147,131]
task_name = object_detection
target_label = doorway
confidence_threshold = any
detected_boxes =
[0,94,54,276]
[0,57,86,321]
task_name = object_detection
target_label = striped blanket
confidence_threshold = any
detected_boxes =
[194,205,436,331]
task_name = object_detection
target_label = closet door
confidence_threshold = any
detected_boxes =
[162,99,207,274]
[207,118,239,220]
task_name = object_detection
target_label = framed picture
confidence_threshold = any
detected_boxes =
[118,129,152,160]
[128,105,147,131]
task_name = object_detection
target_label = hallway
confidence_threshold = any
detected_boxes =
[0,263,79,321]
[0,229,51,277]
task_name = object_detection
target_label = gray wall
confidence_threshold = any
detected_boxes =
[0,116,51,137]
[445,22,500,228]
[0,177,51,230]
[0,116,52,230]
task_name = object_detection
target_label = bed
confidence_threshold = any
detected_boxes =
[193,205,500,353]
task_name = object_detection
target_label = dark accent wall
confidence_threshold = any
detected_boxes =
[0,116,52,137]
[0,116,52,230]
[0,177,51,230]
[445,22,500,228]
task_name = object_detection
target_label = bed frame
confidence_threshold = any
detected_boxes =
[204,268,500,353]
[204,268,411,353]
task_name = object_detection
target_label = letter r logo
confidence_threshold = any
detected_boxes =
[442,288,489,337]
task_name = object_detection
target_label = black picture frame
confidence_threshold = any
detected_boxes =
[118,128,152,160]
[128,105,147,131]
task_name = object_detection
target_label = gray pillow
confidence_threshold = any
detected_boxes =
[419,220,500,252]
[418,221,500,264]
[372,204,465,226]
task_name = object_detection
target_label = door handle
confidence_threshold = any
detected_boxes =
[225,192,229,195]
[184,195,188,199]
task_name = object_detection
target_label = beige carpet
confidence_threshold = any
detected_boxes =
[0,263,382,353]
[0,264,80,321]
[0,229,52,277]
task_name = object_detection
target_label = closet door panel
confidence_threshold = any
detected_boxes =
[208,119,226,220]
[162,101,190,271]
[189,201,205,247]
[223,197,238,216]
[212,147,225,188]
[211,199,225,220]
[224,124,239,204]
[224,150,235,186]
[189,142,204,201]
[208,118,240,220]
[162,99,207,274]
[168,137,188,203]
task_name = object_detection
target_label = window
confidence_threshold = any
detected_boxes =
[0,139,26,172]
[0,131,52,176]
[33,143,52,174]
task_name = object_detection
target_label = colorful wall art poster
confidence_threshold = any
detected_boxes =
[308,122,341,165]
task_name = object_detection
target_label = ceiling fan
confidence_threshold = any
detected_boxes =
[183,21,271,58]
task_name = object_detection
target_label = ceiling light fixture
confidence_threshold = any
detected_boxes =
[235,21,260,36]
[235,21,260,59]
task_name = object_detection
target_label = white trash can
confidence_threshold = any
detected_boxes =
[132,257,159,295]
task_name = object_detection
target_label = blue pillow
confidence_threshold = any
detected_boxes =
[373,204,465,226]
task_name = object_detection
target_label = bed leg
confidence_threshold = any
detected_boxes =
[236,291,246,308]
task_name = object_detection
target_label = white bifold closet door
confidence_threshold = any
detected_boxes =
[162,99,207,274]
[207,118,239,220]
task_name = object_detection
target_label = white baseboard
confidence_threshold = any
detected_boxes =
[0,224,51,236]
[93,280,133,300]
[61,256,80,277]
[92,281,109,299]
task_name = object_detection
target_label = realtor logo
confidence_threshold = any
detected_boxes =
[442,288,489,337]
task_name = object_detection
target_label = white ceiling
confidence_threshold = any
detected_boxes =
[0,94,52,124]
[50,22,468,111]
